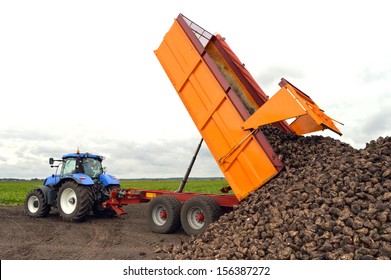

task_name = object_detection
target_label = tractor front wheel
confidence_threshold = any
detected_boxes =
[57,181,93,222]
[24,189,51,218]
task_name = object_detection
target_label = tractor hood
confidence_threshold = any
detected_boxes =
[99,173,120,187]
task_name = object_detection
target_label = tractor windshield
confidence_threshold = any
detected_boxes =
[61,157,103,179]
[62,158,77,176]
[83,158,102,179]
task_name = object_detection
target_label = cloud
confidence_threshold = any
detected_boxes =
[1,0,391,180]
[359,102,391,141]
[0,128,55,142]
[338,90,391,148]
[0,131,221,179]
[0,153,49,179]
[359,66,391,84]
[255,64,305,89]
[96,137,221,179]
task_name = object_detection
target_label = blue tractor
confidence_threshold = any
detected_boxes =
[24,152,121,221]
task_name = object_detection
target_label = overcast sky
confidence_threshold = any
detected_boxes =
[1,0,390,179]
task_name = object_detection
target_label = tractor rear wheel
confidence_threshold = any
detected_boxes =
[147,196,182,234]
[24,189,51,218]
[180,196,222,235]
[57,181,93,222]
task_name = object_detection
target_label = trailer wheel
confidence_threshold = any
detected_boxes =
[147,196,182,234]
[181,196,222,235]
[57,181,93,222]
[24,189,51,218]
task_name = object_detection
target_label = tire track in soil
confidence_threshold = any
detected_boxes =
[0,208,57,259]
[0,204,188,260]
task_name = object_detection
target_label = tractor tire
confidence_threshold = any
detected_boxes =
[57,181,93,222]
[147,196,182,234]
[180,196,222,235]
[24,189,51,218]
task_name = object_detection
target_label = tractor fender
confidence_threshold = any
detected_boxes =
[37,185,57,205]
[99,173,120,188]
[47,175,93,203]
[44,174,61,186]
[65,173,95,185]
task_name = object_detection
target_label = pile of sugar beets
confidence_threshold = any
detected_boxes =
[164,126,391,260]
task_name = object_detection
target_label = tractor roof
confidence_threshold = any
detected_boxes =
[62,153,104,160]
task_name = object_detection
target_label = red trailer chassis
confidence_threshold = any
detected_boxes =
[104,188,239,215]
[103,186,239,235]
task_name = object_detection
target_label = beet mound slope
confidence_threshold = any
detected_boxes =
[168,126,391,260]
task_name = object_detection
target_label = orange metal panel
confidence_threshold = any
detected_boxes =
[154,21,200,92]
[290,114,323,135]
[242,80,342,136]
[285,83,342,135]
[155,20,279,201]
[242,86,307,130]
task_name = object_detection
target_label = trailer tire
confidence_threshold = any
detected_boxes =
[57,181,93,222]
[147,196,182,234]
[181,196,222,235]
[24,189,51,218]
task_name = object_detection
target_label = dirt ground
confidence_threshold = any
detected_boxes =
[0,204,188,260]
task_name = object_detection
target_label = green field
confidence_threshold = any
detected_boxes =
[0,179,228,206]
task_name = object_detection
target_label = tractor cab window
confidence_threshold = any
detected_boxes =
[61,158,77,176]
[83,158,102,179]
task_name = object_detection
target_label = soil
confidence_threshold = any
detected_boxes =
[0,204,187,260]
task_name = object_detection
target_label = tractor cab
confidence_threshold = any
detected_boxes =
[45,152,115,187]
[61,153,104,179]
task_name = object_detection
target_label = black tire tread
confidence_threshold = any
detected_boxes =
[57,181,93,222]
[24,189,51,218]
[180,196,222,235]
[147,196,182,234]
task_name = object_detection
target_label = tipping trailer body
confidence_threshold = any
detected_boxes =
[155,14,342,201]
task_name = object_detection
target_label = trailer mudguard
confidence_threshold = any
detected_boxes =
[99,174,120,187]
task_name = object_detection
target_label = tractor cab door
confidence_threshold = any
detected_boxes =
[61,158,84,177]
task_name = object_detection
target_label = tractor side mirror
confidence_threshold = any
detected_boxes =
[49,158,54,165]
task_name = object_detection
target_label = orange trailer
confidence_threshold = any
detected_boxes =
[108,14,342,235]
[154,14,342,202]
